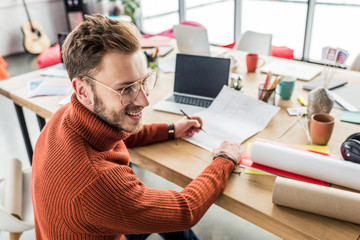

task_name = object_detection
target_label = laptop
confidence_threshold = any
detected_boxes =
[153,54,230,115]
[260,60,323,81]
[173,24,227,57]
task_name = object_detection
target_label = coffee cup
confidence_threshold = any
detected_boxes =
[310,113,335,145]
[279,76,296,100]
[246,53,265,72]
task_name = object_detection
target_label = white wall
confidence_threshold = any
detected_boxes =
[0,0,68,56]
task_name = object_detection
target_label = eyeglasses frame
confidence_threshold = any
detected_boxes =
[79,71,157,105]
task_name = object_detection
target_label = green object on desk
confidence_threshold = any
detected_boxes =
[340,111,360,124]
[149,61,156,70]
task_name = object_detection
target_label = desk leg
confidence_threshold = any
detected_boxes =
[36,115,46,131]
[14,103,33,165]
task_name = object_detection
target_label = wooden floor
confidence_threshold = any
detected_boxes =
[0,53,281,240]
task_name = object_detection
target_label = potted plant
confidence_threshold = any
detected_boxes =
[96,0,140,24]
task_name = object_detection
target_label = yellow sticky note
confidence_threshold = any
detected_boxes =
[293,145,330,154]
[244,168,270,175]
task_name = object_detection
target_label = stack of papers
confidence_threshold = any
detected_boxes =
[27,77,71,98]
[184,86,280,151]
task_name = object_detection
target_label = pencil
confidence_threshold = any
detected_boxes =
[152,47,159,58]
[180,109,207,133]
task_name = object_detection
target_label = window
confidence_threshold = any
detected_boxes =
[241,0,307,60]
[310,1,360,64]
[140,0,359,67]
[186,0,234,45]
[141,0,179,34]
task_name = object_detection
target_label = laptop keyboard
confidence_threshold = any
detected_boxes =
[174,95,212,108]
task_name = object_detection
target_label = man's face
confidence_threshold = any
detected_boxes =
[90,51,150,134]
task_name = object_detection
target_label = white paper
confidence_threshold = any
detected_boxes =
[251,141,360,191]
[184,86,280,151]
[27,77,71,98]
[41,63,68,78]
[260,60,323,81]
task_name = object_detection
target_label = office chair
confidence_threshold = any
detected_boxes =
[0,167,34,239]
[234,30,273,56]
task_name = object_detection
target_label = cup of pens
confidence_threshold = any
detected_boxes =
[144,47,159,70]
[258,73,282,105]
[258,84,276,105]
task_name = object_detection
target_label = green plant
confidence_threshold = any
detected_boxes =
[97,0,140,24]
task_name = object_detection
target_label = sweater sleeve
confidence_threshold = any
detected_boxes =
[124,123,169,148]
[71,157,233,235]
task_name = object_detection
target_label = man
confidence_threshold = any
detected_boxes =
[31,14,243,240]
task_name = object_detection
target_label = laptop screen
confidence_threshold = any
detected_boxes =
[174,54,230,98]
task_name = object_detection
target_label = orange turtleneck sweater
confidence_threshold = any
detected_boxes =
[31,94,234,239]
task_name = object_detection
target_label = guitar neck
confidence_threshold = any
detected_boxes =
[22,0,35,31]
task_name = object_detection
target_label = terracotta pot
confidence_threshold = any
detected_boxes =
[310,113,335,145]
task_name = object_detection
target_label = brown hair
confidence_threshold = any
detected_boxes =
[61,14,141,80]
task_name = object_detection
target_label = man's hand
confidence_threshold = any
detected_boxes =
[173,116,203,138]
[213,141,244,164]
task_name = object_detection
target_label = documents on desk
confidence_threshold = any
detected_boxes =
[184,86,280,151]
[27,77,71,98]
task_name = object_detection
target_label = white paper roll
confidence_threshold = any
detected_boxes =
[3,158,23,220]
[250,141,360,191]
[273,177,360,224]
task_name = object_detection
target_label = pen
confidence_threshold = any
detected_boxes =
[180,109,207,133]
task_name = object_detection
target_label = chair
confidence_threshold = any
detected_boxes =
[0,167,34,239]
[349,53,360,72]
[233,30,273,56]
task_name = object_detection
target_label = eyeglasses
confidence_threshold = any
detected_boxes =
[81,71,157,105]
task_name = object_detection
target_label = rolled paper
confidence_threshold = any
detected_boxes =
[3,158,23,220]
[273,177,360,224]
[250,141,360,191]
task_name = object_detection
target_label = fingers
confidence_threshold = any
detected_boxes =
[189,116,203,126]
[213,141,244,164]
[174,116,203,138]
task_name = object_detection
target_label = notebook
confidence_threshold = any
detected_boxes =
[153,54,230,115]
[303,78,347,91]
[261,60,323,81]
[173,24,227,57]
[331,85,360,112]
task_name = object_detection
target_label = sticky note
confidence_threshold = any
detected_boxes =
[340,111,360,124]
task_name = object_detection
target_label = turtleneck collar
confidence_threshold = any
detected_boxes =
[66,93,131,151]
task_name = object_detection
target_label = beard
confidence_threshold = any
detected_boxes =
[93,94,143,134]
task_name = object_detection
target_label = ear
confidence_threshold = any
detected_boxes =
[72,77,93,106]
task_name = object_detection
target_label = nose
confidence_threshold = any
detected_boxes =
[132,87,150,107]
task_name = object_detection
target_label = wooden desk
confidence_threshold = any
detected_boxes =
[1,51,360,239]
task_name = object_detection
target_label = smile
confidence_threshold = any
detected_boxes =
[126,110,142,116]
[126,109,143,120]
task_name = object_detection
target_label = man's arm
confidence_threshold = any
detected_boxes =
[124,116,203,148]
[70,156,234,235]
